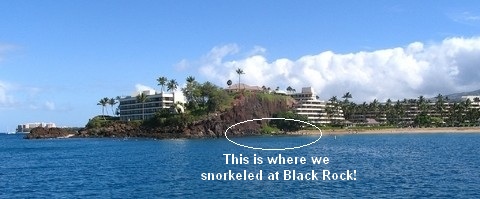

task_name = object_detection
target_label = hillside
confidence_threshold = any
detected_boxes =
[444,89,480,101]
[73,93,295,139]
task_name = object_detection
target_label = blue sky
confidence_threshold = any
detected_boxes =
[1,0,480,130]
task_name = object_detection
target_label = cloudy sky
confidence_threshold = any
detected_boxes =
[1,0,480,129]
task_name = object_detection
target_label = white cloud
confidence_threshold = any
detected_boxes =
[175,59,190,71]
[450,11,480,26]
[134,84,156,95]
[193,37,480,102]
[44,101,56,111]
[0,43,18,63]
[0,81,15,108]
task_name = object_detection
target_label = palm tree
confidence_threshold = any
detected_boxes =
[385,98,394,124]
[394,100,405,125]
[342,92,352,103]
[435,94,446,123]
[156,76,168,93]
[167,79,179,105]
[227,80,232,87]
[97,97,109,119]
[341,92,353,121]
[328,96,340,124]
[115,96,121,116]
[103,97,110,115]
[286,86,292,93]
[368,99,381,121]
[186,76,195,84]
[184,76,197,108]
[417,95,428,114]
[329,96,338,103]
[136,92,148,120]
[235,68,244,91]
[108,98,117,116]
[167,79,178,93]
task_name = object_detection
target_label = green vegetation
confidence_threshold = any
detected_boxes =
[269,111,309,132]
[235,68,244,91]
[143,109,193,128]
[86,115,121,128]
[142,75,234,127]
[340,93,480,128]
[255,92,287,102]
[260,124,280,134]
[156,76,168,93]
[182,79,233,116]
[136,92,148,120]
[97,96,120,119]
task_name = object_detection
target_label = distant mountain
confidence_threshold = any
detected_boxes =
[444,89,480,101]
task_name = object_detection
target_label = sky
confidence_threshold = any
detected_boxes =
[1,0,480,129]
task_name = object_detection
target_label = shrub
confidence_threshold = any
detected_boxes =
[260,124,280,134]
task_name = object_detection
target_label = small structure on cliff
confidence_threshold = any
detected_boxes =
[224,83,263,93]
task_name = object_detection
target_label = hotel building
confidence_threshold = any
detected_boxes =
[289,87,344,125]
[118,90,185,121]
[17,122,57,133]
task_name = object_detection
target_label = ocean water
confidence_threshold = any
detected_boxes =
[1,133,479,198]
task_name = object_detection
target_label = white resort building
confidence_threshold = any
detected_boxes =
[17,122,56,132]
[118,90,185,121]
[289,87,345,125]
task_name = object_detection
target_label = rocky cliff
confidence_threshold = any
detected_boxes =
[26,127,76,139]
[79,94,294,139]
[182,94,294,138]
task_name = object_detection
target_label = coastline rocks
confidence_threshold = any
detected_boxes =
[77,94,295,139]
[182,94,294,138]
[26,127,76,139]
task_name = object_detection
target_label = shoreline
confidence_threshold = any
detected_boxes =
[291,127,480,136]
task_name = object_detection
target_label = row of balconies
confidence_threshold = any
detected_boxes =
[120,102,173,110]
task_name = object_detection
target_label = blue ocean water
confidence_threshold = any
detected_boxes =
[1,133,479,198]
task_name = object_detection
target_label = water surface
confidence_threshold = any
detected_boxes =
[1,133,478,198]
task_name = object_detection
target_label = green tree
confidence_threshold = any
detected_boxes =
[235,68,244,91]
[342,92,352,103]
[167,79,179,111]
[183,76,198,110]
[369,99,381,120]
[186,76,195,84]
[108,98,118,116]
[167,79,178,93]
[327,96,342,125]
[384,98,395,124]
[97,97,109,119]
[414,112,432,127]
[435,94,446,126]
[341,92,353,120]
[270,111,308,132]
[136,92,148,120]
[156,76,168,93]
[286,86,293,93]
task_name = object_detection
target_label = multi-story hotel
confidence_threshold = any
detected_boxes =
[347,95,480,126]
[118,90,185,121]
[17,122,56,133]
[289,87,344,125]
